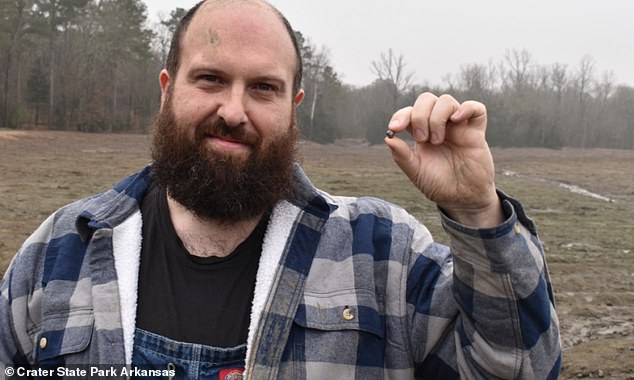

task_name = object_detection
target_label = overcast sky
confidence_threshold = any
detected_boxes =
[145,1,634,88]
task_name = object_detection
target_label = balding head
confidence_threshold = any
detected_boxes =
[164,0,303,95]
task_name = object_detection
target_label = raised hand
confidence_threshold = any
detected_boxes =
[384,93,503,228]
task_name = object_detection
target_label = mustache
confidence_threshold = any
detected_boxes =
[196,118,261,146]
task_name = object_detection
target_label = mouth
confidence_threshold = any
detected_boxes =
[204,133,252,152]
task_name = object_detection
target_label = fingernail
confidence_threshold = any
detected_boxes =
[452,110,462,120]
[414,129,425,141]
[431,132,440,143]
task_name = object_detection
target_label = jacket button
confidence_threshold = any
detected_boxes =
[342,307,355,321]
[39,337,47,350]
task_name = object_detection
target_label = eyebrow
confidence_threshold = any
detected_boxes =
[186,66,224,80]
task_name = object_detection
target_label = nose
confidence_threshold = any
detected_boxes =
[217,86,248,127]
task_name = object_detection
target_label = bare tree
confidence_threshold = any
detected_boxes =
[550,63,567,100]
[297,35,334,140]
[306,46,329,133]
[544,63,568,146]
[595,70,615,104]
[501,49,533,94]
[576,55,595,147]
[371,48,414,109]
[294,31,341,143]
[590,70,616,146]
[458,61,497,99]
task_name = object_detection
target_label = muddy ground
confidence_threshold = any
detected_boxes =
[1,130,633,379]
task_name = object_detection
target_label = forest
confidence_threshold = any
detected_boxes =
[2,0,634,148]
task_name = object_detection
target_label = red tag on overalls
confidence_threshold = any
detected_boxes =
[219,368,244,380]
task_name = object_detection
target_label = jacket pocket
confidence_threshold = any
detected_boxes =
[282,288,385,377]
[295,289,384,338]
[37,310,94,362]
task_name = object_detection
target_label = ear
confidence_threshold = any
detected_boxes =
[293,88,305,106]
[159,69,171,110]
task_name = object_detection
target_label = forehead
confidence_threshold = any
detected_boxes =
[179,1,296,77]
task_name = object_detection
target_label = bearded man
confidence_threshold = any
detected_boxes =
[0,0,561,379]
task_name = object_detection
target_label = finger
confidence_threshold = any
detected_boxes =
[384,135,419,182]
[387,106,413,133]
[450,100,487,130]
[429,94,460,145]
[410,92,438,142]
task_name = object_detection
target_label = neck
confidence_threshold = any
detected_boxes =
[166,194,264,258]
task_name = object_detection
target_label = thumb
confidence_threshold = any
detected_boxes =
[384,136,419,181]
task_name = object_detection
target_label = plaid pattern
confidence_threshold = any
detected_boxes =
[1,165,561,379]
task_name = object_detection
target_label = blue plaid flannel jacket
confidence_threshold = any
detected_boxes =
[1,165,561,379]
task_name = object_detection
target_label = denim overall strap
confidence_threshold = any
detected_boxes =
[132,328,246,379]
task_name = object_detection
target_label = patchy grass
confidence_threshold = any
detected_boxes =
[1,131,633,379]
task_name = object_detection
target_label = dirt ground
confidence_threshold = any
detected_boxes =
[1,130,633,379]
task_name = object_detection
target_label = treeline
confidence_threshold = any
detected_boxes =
[1,0,168,132]
[301,46,634,149]
[2,1,633,148]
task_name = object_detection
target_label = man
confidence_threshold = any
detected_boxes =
[0,0,561,378]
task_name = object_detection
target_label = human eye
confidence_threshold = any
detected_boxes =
[198,74,223,84]
[252,82,277,93]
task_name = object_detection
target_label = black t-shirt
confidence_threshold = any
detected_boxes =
[136,182,266,347]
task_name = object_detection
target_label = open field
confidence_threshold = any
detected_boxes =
[1,130,633,379]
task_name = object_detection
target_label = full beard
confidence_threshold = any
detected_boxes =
[150,99,298,223]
